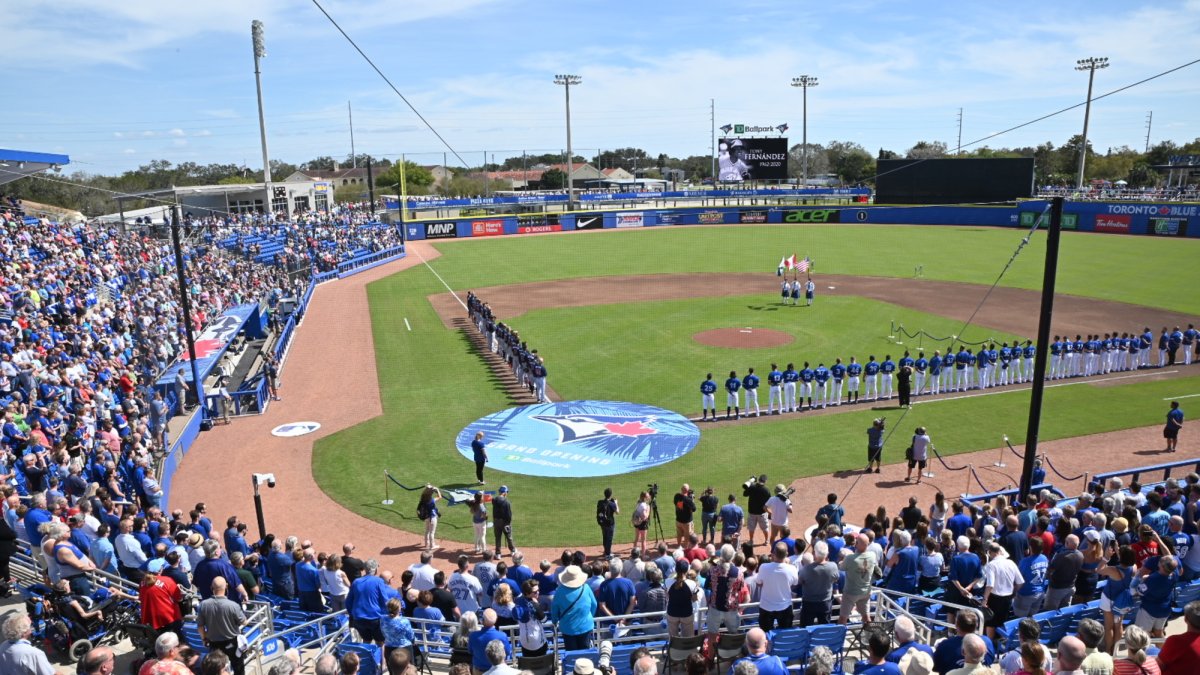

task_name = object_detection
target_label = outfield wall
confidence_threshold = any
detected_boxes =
[401,201,1199,240]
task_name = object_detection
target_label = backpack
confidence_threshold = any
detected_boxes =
[417,499,431,521]
[596,499,613,527]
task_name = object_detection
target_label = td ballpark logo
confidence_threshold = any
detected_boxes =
[532,413,658,445]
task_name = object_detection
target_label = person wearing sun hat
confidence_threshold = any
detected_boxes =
[550,564,597,650]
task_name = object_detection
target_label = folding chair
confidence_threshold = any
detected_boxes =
[662,634,706,674]
[714,631,749,672]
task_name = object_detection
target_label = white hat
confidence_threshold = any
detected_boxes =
[573,659,595,675]
[559,565,587,589]
[898,648,933,675]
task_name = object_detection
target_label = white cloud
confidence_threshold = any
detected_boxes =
[123,148,136,154]
[168,128,186,137]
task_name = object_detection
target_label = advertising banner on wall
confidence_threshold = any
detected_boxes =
[1093,214,1131,234]
[717,138,789,181]
[698,211,726,224]
[1149,218,1189,236]
[424,222,458,239]
[471,219,505,237]
[740,210,769,223]
[783,209,841,224]
[575,215,603,230]
[615,212,644,228]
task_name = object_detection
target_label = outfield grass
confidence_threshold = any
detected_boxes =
[428,225,1200,315]
[509,294,1022,412]
[312,224,1200,545]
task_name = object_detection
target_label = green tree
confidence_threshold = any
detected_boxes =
[217,175,256,185]
[440,174,489,197]
[1126,162,1159,188]
[539,168,567,189]
[825,141,875,183]
[376,161,434,195]
[905,140,948,159]
[301,156,337,171]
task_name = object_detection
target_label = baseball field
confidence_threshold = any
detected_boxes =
[312,224,1200,547]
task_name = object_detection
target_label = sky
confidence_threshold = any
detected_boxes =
[3,0,1199,175]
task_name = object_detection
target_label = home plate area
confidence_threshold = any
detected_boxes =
[456,400,700,478]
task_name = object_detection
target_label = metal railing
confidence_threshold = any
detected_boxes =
[247,609,348,672]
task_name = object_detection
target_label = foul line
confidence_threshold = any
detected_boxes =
[404,318,412,331]
[915,369,1180,405]
[411,243,467,310]
[1165,392,1200,400]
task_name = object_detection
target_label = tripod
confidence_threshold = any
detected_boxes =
[648,496,666,546]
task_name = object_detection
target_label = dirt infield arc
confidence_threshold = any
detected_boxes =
[171,241,1195,572]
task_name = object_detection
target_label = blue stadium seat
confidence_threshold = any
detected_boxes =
[768,627,810,665]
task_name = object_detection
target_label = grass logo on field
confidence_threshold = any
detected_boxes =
[456,400,699,478]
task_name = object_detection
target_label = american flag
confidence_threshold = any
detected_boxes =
[795,256,811,274]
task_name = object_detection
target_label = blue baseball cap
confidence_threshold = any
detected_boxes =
[147,558,166,573]
[499,486,509,493]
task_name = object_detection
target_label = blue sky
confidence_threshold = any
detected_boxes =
[4,0,1198,174]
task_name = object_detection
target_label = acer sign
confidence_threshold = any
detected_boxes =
[783,209,841,224]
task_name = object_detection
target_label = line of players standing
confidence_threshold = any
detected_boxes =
[696,323,1200,421]
[466,291,549,403]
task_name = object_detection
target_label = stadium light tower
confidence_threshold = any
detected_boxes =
[252,20,274,215]
[1074,57,1109,190]
[791,75,818,187]
[554,74,582,209]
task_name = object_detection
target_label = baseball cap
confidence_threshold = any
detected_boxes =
[499,486,509,494]
[147,558,166,573]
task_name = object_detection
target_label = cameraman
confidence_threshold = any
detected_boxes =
[742,475,770,548]
[866,418,885,474]
[766,485,794,544]
[596,489,618,558]
[672,484,696,548]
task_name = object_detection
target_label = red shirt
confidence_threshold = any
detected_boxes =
[140,575,182,629]
[1132,540,1160,568]
[684,546,709,562]
[1156,630,1200,674]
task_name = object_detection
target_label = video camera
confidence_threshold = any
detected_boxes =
[742,475,758,489]
[647,483,658,499]
[597,640,615,675]
[777,485,796,498]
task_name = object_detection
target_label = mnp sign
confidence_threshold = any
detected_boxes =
[425,222,458,239]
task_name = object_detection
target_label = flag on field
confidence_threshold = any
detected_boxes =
[777,257,787,275]
[786,254,798,270]
[795,256,811,274]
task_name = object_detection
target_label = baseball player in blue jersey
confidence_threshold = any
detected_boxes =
[977,344,992,389]
[880,355,896,399]
[1050,336,1064,379]
[1140,327,1154,368]
[814,362,831,408]
[864,356,880,401]
[783,363,799,412]
[724,370,741,420]
[791,279,802,306]
[898,351,914,394]
[964,348,977,389]
[533,355,549,402]
[988,344,1000,387]
[1158,327,1169,367]
[767,363,784,414]
[914,352,928,395]
[1118,333,1131,371]
[743,367,762,417]
[799,362,815,410]
[1022,340,1035,383]
[846,357,862,404]
[940,348,955,392]
[928,351,942,395]
[1169,326,1184,366]
[701,373,718,421]
[1185,323,1198,366]
[954,347,969,391]
[998,343,1013,386]
[829,358,845,406]
[1129,333,1141,371]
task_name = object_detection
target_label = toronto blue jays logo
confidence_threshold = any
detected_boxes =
[531,413,659,445]
[457,401,699,478]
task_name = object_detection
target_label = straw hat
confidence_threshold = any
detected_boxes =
[898,648,934,675]
[558,565,586,589]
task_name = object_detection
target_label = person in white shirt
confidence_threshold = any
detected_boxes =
[407,551,438,591]
[755,542,799,632]
[765,486,793,543]
[982,543,1023,641]
[447,555,483,614]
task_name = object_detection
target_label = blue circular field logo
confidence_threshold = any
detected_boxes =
[456,400,700,478]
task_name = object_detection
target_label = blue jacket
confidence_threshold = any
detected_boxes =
[550,584,597,636]
[468,627,512,672]
[346,575,399,622]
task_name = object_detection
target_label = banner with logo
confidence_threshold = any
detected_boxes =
[456,401,700,478]
[516,214,561,234]
[615,212,644,228]
[698,211,727,224]
[424,222,459,239]
[156,304,261,387]
[1148,218,1189,237]
[717,137,788,182]
[1094,214,1131,234]
[783,209,841,224]
[740,210,768,224]
[471,219,505,237]
[575,215,603,230]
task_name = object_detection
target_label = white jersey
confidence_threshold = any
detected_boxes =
[718,158,750,181]
[447,571,483,612]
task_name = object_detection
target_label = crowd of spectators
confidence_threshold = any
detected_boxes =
[1036,186,1200,202]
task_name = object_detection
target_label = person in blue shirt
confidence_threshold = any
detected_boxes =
[267,541,296,600]
[929,350,945,395]
[954,348,972,391]
[998,344,1013,386]
[864,356,880,401]
[816,493,844,526]
[813,363,831,409]
[913,352,928,396]
[724,370,741,420]
[846,357,862,404]
[830,359,846,407]
[880,355,896,400]
[742,368,761,417]
[597,565,636,618]
[782,363,799,413]
[885,529,919,595]
[766,363,783,415]
[700,373,717,422]
[1184,323,1198,366]
[856,628,902,675]
[1135,554,1179,637]
[347,560,401,645]
[1139,327,1154,369]
[296,552,325,613]
[1157,327,1169,368]
[1014,537,1048,617]
[718,494,744,546]
[730,628,789,675]
[1168,326,1184,366]
[1050,336,1064,380]
[1165,401,1184,453]
[799,362,815,410]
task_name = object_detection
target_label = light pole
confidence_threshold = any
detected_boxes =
[554,74,581,209]
[791,75,818,187]
[1074,57,1109,189]
[252,21,274,216]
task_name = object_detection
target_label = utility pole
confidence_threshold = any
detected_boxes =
[349,101,356,168]
[710,98,716,181]
[1144,111,1153,153]
[791,76,819,187]
[956,108,963,155]
[1075,57,1110,189]
[554,75,582,209]
[171,205,204,418]
[251,21,274,215]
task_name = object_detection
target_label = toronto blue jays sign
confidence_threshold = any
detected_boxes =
[456,401,700,478]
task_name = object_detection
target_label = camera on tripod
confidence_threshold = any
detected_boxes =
[647,483,658,499]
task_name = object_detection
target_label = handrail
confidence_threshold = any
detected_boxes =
[248,608,346,671]
[1093,458,1200,486]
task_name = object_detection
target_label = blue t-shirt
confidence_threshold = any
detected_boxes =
[471,439,486,462]
[598,576,636,615]
[847,362,862,376]
[768,370,783,385]
[881,360,896,374]
[814,367,830,383]
[783,368,799,383]
[719,503,744,535]
[948,551,982,587]
[1139,570,1178,618]
[800,368,815,382]
[1017,554,1048,596]
[856,663,902,675]
[886,546,919,593]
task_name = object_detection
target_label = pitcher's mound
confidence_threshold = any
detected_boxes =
[693,327,794,349]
